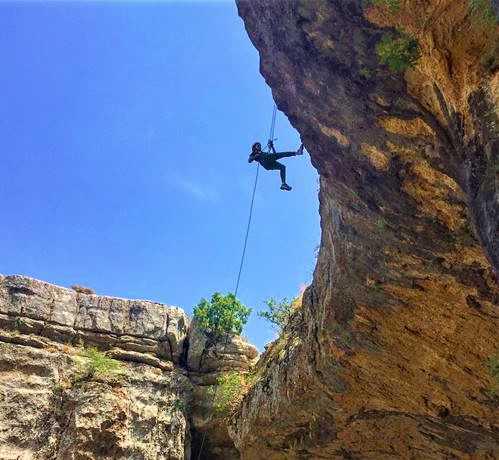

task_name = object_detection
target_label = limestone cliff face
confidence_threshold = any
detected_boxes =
[234,0,498,458]
[0,274,257,459]
[188,323,258,459]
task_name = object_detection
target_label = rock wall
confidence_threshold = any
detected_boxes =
[0,274,257,459]
[188,322,258,459]
[0,342,190,460]
[2,2,498,458]
[0,274,189,365]
[234,0,498,458]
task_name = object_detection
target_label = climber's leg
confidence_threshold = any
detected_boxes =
[263,161,286,181]
[274,152,297,160]
[276,162,286,184]
[261,160,292,190]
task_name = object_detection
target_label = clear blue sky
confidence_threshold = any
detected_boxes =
[0,0,319,350]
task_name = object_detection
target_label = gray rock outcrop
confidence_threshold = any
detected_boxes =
[0,274,258,459]
[186,321,258,459]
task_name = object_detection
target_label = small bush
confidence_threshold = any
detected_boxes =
[14,317,23,330]
[359,67,373,79]
[469,0,497,27]
[77,347,123,380]
[258,298,294,331]
[369,0,401,13]
[193,292,251,338]
[71,285,95,295]
[376,33,420,72]
[487,353,499,396]
[481,47,498,72]
[212,371,253,416]
[376,218,387,230]
[172,398,185,412]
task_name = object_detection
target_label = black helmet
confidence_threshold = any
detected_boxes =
[252,142,261,152]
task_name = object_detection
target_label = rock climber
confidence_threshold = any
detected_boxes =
[248,140,304,191]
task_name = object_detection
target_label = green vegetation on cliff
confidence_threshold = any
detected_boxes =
[212,371,254,416]
[469,0,498,26]
[368,0,400,13]
[376,33,420,72]
[77,347,124,380]
[258,297,294,331]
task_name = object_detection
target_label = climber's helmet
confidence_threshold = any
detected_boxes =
[252,142,262,152]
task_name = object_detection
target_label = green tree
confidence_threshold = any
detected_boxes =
[193,292,251,338]
[258,297,294,331]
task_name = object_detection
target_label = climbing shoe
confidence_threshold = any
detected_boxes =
[296,143,304,155]
[280,183,292,191]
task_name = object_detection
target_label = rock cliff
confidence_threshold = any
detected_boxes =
[2,1,498,458]
[0,274,257,459]
[233,0,498,458]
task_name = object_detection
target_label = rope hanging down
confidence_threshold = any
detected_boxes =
[234,103,277,297]
[196,103,277,460]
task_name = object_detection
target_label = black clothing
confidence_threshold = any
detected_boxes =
[248,151,297,184]
[248,141,303,190]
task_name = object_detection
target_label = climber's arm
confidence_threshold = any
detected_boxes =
[248,153,260,163]
[268,140,277,154]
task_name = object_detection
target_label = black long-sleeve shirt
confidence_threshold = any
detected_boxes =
[248,147,296,164]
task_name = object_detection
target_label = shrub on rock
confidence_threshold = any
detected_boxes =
[193,292,251,338]
[70,284,95,295]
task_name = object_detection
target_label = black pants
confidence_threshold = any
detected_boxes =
[260,152,296,183]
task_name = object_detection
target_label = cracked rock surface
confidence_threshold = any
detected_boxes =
[0,274,257,459]
[233,0,498,458]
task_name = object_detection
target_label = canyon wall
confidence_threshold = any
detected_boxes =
[233,0,498,458]
[1,1,498,458]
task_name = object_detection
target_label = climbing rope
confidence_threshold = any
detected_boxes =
[234,164,259,298]
[234,103,277,297]
[196,103,278,460]
[269,102,278,144]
